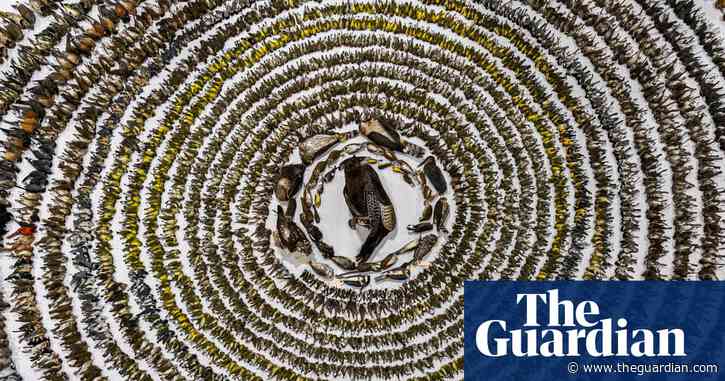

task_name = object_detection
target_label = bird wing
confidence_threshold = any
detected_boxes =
[368,131,403,151]
[364,166,396,231]
[356,190,384,263]
[377,120,402,144]
[425,162,447,194]
[344,181,366,217]
[364,165,392,204]
[343,184,352,210]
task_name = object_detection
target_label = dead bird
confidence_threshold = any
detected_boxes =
[382,238,419,257]
[391,159,418,186]
[15,4,36,27]
[407,222,433,233]
[341,274,370,288]
[0,19,23,44]
[275,200,310,255]
[375,264,411,282]
[341,156,396,263]
[309,261,335,279]
[366,142,397,161]
[312,239,334,258]
[359,118,403,152]
[419,156,447,194]
[339,253,397,276]
[330,255,357,271]
[413,234,438,262]
[23,170,47,193]
[274,164,304,201]
[299,131,357,165]
[419,200,432,221]
[433,197,450,233]
[29,78,58,99]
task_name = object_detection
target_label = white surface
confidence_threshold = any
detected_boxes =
[0,0,723,380]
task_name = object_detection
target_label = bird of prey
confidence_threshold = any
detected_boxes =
[341,156,396,263]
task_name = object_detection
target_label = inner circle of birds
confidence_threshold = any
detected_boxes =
[273,118,449,289]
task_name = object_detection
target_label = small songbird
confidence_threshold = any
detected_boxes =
[274,164,304,201]
[359,119,403,152]
[341,156,396,263]
[434,197,449,233]
[419,156,447,194]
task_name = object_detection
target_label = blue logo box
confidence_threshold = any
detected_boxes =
[464,281,725,380]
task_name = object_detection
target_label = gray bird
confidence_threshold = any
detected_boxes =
[419,156,447,194]
[341,156,396,263]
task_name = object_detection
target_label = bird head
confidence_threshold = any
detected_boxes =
[340,156,364,173]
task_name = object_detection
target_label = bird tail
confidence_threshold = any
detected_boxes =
[358,225,387,263]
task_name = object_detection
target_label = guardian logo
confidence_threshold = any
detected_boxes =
[475,289,686,357]
[463,282,725,381]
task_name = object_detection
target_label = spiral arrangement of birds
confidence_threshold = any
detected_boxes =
[0,0,724,380]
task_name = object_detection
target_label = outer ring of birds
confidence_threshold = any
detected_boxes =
[0,0,724,380]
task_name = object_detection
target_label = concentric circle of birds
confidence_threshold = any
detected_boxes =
[272,119,451,288]
[0,0,723,380]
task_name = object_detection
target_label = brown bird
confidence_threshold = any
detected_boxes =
[341,156,396,263]
[433,197,449,233]
[275,199,310,255]
[359,119,403,152]
[413,234,438,262]
[274,164,304,201]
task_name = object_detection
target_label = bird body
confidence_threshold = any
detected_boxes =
[420,156,447,194]
[407,222,433,233]
[309,261,335,279]
[375,266,410,282]
[383,238,419,257]
[274,164,304,201]
[275,202,310,255]
[299,131,357,165]
[341,156,396,263]
[433,197,449,233]
[299,134,340,165]
[359,119,403,152]
[414,234,438,262]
